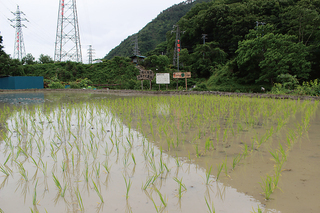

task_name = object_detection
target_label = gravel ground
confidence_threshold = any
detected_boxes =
[0,88,320,101]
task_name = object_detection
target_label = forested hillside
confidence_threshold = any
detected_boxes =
[104,0,211,59]
[161,0,320,91]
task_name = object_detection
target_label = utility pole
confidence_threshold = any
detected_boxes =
[132,34,140,56]
[202,34,208,44]
[201,34,207,59]
[54,0,82,62]
[256,21,266,37]
[87,45,95,64]
[9,5,28,61]
[172,25,184,71]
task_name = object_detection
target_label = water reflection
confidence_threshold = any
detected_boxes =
[0,93,44,105]
[0,92,285,213]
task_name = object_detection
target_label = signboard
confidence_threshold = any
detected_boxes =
[156,73,170,84]
[137,70,154,80]
[173,72,191,79]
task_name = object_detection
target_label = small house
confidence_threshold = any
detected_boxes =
[130,55,146,64]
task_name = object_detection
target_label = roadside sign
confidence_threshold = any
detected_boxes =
[156,73,170,84]
[137,70,154,80]
[173,72,191,79]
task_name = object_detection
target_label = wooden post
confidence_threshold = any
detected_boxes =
[176,79,178,90]
[185,78,187,90]
[141,80,143,90]
[150,80,152,90]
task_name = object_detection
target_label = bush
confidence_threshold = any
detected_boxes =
[192,82,208,91]
[69,82,81,89]
[48,82,64,89]
[77,78,93,88]
[295,79,320,96]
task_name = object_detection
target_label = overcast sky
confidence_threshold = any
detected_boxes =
[0,0,184,63]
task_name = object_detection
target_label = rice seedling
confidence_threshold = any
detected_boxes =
[131,153,136,165]
[259,174,276,200]
[123,175,132,199]
[52,172,62,193]
[94,162,101,178]
[242,143,248,158]
[75,187,84,211]
[251,205,263,213]
[173,177,187,199]
[195,144,200,158]
[205,138,211,152]
[205,196,215,213]
[16,161,28,182]
[175,155,180,167]
[223,157,229,177]
[205,166,213,185]
[92,178,104,203]
[142,175,155,190]
[269,149,281,165]
[232,154,241,170]
[61,183,67,198]
[216,163,223,181]
[154,186,167,208]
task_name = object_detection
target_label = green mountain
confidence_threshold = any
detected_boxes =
[171,0,320,84]
[104,0,211,60]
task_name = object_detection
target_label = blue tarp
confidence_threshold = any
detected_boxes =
[0,76,44,89]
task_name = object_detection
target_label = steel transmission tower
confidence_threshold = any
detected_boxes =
[87,45,95,64]
[132,34,140,56]
[172,25,184,70]
[9,5,28,60]
[54,0,82,62]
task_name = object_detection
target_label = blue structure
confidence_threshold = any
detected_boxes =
[0,76,43,89]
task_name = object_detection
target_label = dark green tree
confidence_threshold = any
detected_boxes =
[22,53,36,65]
[236,26,311,84]
[38,54,54,64]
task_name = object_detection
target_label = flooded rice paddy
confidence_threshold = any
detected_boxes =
[0,91,319,213]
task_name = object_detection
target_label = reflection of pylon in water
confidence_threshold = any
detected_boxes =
[9,5,28,60]
[54,0,82,62]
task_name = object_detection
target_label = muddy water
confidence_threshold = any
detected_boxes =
[0,91,319,213]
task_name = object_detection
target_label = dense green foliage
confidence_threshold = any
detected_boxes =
[104,0,211,59]
[166,0,320,92]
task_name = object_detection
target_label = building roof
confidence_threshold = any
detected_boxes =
[130,55,146,59]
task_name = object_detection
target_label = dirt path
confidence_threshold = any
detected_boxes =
[1,88,320,101]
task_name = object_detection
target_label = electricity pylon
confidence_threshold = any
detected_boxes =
[172,25,183,71]
[87,45,95,64]
[54,0,82,62]
[9,5,28,60]
[132,34,140,56]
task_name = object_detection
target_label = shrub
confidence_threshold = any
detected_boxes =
[48,82,64,89]
[193,82,208,91]
[69,82,81,89]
